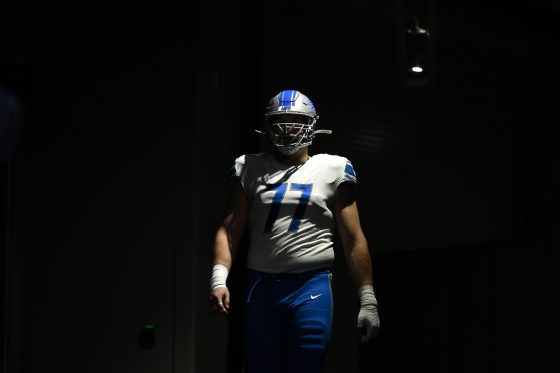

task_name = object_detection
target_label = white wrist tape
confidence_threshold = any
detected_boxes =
[358,285,378,308]
[210,264,229,290]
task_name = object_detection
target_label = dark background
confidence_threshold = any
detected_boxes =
[1,1,558,372]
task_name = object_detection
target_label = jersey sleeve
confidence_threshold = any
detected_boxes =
[229,154,249,196]
[229,154,245,181]
[335,157,358,188]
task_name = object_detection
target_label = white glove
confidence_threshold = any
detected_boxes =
[357,285,380,343]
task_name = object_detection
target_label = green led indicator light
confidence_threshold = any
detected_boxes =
[144,324,155,329]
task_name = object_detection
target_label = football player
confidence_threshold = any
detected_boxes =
[209,90,380,373]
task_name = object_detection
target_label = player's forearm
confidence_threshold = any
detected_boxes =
[212,225,235,270]
[344,238,374,289]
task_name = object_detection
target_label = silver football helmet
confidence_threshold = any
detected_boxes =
[261,90,331,155]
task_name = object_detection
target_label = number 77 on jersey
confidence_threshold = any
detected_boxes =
[264,183,313,234]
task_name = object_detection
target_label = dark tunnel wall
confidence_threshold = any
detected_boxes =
[0,1,558,373]
[3,6,200,373]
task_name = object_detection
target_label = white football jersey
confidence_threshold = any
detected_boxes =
[232,153,357,273]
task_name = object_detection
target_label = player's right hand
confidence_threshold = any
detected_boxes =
[209,287,230,315]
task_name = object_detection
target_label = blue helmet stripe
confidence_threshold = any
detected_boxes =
[279,90,297,107]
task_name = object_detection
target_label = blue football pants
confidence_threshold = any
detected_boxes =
[243,267,333,373]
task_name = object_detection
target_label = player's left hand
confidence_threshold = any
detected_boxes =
[357,305,380,343]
